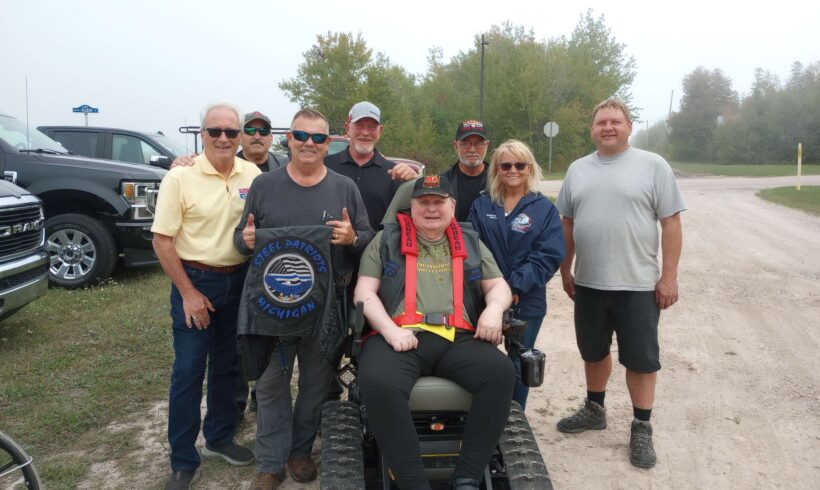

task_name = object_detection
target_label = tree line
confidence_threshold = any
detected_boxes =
[634,62,819,164]
[279,10,817,171]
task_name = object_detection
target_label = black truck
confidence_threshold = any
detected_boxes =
[0,178,48,319]
[38,125,192,170]
[0,111,165,288]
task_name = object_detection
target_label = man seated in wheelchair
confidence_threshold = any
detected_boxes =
[353,175,514,490]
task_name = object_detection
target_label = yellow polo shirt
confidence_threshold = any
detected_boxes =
[151,154,261,266]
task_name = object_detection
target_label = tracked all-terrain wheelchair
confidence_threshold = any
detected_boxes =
[320,302,553,490]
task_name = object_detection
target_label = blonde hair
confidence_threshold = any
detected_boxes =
[591,98,632,125]
[488,139,543,203]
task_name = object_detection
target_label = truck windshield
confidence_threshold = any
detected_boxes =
[0,115,69,153]
[150,133,190,159]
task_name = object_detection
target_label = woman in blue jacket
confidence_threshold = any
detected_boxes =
[469,139,564,409]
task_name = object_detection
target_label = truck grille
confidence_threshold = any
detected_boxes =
[0,262,48,291]
[0,204,45,258]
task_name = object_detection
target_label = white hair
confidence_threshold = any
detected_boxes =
[200,101,242,128]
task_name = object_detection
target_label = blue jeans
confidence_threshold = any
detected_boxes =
[254,335,334,474]
[167,264,246,471]
[508,315,544,409]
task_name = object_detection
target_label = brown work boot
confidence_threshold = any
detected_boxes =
[249,471,286,490]
[288,456,317,482]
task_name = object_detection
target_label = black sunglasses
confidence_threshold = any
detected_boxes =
[497,162,529,171]
[244,127,271,136]
[205,127,241,139]
[291,130,329,144]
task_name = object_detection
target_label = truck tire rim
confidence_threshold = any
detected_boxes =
[47,229,96,280]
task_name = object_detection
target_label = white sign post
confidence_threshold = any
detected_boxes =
[543,122,559,174]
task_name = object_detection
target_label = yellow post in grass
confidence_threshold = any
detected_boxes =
[797,143,802,191]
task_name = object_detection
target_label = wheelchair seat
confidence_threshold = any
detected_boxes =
[409,376,472,412]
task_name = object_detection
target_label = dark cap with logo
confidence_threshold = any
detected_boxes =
[244,111,271,128]
[412,175,452,199]
[455,120,488,141]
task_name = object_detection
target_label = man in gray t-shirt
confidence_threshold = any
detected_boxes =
[234,108,374,487]
[554,99,685,469]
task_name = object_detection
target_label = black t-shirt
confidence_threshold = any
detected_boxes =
[455,166,488,222]
[324,148,400,229]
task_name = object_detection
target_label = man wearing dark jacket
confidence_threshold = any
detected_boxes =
[440,120,491,222]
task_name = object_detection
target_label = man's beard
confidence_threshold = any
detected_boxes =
[353,142,375,155]
[459,155,483,168]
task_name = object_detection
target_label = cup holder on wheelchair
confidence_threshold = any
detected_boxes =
[503,308,546,388]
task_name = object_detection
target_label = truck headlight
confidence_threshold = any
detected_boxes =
[121,181,160,220]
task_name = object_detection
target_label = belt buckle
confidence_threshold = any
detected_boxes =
[423,313,447,326]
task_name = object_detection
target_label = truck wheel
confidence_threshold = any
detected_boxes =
[499,401,554,490]
[45,214,117,289]
[320,400,365,490]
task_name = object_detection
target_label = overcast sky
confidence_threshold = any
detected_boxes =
[2,0,818,152]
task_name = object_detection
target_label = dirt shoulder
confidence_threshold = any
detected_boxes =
[79,175,820,489]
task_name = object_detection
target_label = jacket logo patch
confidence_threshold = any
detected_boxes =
[239,187,249,199]
[383,259,398,276]
[253,238,329,320]
[468,267,482,282]
[511,213,532,233]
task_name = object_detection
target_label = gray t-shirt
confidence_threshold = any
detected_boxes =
[234,166,375,275]
[556,147,686,291]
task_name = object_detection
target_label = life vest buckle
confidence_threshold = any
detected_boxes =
[422,313,448,326]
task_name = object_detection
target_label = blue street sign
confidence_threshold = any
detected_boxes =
[72,104,99,114]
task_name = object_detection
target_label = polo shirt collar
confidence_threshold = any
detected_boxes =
[344,147,386,167]
[196,154,246,177]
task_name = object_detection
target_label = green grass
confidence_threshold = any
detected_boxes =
[0,266,172,488]
[541,169,566,181]
[757,186,820,215]
[671,162,820,177]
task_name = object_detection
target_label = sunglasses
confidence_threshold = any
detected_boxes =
[291,130,329,144]
[244,127,271,136]
[497,162,529,172]
[205,127,241,139]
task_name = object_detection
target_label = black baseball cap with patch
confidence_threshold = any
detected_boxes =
[455,120,488,141]
[412,175,452,199]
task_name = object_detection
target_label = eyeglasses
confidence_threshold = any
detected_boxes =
[458,140,488,149]
[205,127,241,139]
[244,127,271,136]
[497,162,529,172]
[291,130,329,144]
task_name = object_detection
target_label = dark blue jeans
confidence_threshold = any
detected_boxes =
[167,264,246,471]
[508,315,544,409]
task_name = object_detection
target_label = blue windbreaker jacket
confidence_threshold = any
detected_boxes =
[469,192,564,318]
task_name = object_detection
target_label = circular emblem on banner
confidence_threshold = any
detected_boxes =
[263,252,315,304]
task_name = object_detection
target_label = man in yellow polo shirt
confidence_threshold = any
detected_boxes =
[152,101,261,490]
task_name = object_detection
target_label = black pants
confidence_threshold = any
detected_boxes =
[358,331,514,489]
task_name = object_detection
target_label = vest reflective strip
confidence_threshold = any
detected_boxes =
[392,213,473,331]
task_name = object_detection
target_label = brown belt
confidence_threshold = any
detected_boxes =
[181,260,243,274]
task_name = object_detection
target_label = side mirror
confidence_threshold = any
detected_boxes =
[149,155,171,169]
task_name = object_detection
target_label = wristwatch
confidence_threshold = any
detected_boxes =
[351,233,359,247]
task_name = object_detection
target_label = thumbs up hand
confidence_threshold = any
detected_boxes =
[326,207,355,246]
[242,213,256,249]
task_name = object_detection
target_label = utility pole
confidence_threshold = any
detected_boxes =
[645,119,649,149]
[479,34,489,121]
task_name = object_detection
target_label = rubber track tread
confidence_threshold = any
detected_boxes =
[320,400,365,490]
[499,402,553,490]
